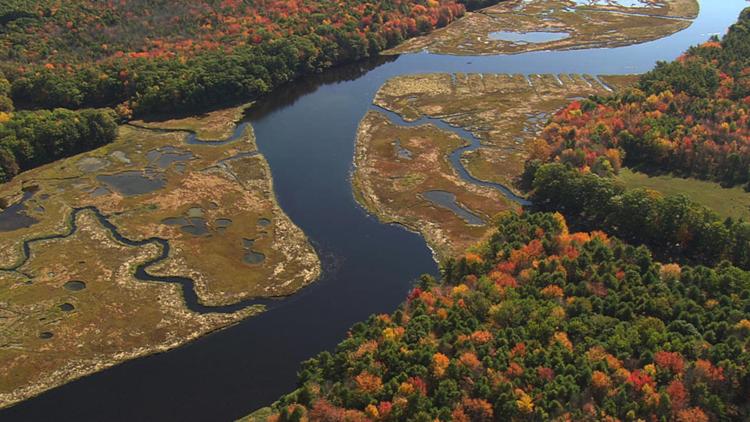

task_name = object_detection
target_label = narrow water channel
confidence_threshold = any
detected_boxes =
[374,106,531,205]
[2,1,746,420]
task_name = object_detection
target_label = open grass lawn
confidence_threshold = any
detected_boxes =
[619,168,750,221]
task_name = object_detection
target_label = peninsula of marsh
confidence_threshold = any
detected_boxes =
[0,104,321,408]
[353,72,636,259]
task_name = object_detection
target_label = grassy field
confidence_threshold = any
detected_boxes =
[619,168,750,220]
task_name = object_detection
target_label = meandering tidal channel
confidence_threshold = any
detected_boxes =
[2,1,746,420]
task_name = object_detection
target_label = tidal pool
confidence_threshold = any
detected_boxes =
[58,303,75,312]
[63,281,86,292]
[97,171,166,196]
[489,31,570,43]
[241,237,265,264]
[243,251,266,265]
[180,219,210,236]
[186,207,204,218]
[0,188,39,232]
[393,140,413,160]
[89,187,111,198]
[146,147,194,169]
[162,215,211,236]
[215,219,233,229]
[162,217,188,226]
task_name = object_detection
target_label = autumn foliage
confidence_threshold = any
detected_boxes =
[0,0,502,180]
[527,8,750,188]
[523,10,750,272]
[0,0,485,114]
[260,212,750,421]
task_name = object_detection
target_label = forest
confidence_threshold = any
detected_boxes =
[521,8,750,270]
[258,212,750,421]
[0,0,493,115]
[0,71,117,182]
[525,8,750,188]
[0,0,504,182]
[526,162,750,270]
[0,0,508,182]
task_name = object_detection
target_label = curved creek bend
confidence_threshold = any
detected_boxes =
[374,105,532,206]
[1,206,277,314]
[2,1,746,420]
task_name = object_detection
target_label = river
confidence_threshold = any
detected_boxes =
[1,1,746,420]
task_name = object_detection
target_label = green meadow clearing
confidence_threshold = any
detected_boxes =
[619,168,750,220]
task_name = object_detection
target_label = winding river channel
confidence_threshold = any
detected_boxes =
[374,105,532,205]
[2,1,747,420]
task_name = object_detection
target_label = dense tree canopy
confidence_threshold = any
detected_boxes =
[260,212,750,421]
[0,67,118,182]
[0,107,118,182]
[0,0,497,115]
[0,0,503,181]
[520,8,750,270]
[526,162,750,270]
[526,8,750,188]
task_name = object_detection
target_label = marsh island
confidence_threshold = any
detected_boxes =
[387,0,699,55]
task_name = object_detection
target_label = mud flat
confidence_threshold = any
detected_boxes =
[386,0,699,55]
[0,106,320,407]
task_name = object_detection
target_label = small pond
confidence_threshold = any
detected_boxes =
[146,147,194,169]
[59,303,75,312]
[63,281,86,292]
[0,188,39,232]
[242,238,265,264]
[215,219,233,232]
[162,216,210,236]
[89,187,111,198]
[243,251,266,265]
[393,140,413,160]
[97,171,166,196]
[489,31,570,43]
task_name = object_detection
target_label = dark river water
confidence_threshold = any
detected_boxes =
[2,1,747,420]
